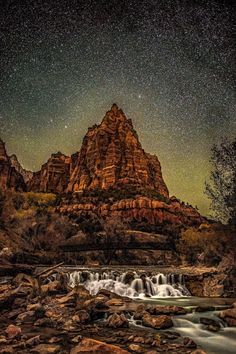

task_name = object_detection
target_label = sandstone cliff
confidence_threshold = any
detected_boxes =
[67,104,169,197]
[10,154,33,183]
[58,195,205,227]
[27,152,71,193]
[0,139,26,192]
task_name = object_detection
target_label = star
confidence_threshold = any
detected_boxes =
[0,1,234,216]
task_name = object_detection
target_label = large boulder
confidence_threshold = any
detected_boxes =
[219,306,236,326]
[106,313,129,328]
[142,313,173,329]
[148,305,187,316]
[70,338,130,354]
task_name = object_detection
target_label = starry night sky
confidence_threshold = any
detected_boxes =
[0,0,235,215]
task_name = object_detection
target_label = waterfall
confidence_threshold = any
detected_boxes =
[67,270,190,298]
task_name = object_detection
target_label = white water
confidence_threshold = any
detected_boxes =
[67,270,190,298]
[173,311,236,354]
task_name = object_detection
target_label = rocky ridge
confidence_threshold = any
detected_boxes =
[0,105,206,227]
[27,152,71,194]
[10,154,33,183]
[0,139,26,192]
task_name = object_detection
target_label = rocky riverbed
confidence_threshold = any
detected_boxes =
[0,265,236,354]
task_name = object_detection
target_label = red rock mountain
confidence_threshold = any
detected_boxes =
[27,152,71,193]
[67,104,169,197]
[0,139,26,192]
[10,154,33,183]
[1,105,205,226]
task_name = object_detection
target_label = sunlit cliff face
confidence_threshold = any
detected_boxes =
[0,1,235,216]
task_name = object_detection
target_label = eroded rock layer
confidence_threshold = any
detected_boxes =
[10,154,33,183]
[58,196,205,227]
[27,152,71,193]
[0,139,26,192]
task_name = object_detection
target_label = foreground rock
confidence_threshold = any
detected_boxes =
[219,304,236,326]
[106,313,129,328]
[0,270,217,353]
[142,313,173,329]
[70,338,130,354]
[199,317,221,332]
[0,139,26,192]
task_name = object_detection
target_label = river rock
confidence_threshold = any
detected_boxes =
[148,305,187,315]
[25,335,41,347]
[0,336,7,345]
[219,307,236,326]
[106,313,129,328]
[16,310,36,323]
[0,346,14,354]
[70,337,130,354]
[183,337,197,348]
[5,324,21,340]
[31,343,61,353]
[142,313,173,329]
[128,344,142,353]
[106,298,124,306]
[123,272,135,284]
[199,317,221,331]
[195,306,215,312]
[72,310,90,324]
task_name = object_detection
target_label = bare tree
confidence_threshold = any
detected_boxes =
[205,138,236,225]
[102,216,126,264]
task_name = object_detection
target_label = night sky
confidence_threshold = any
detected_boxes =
[0,0,235,215]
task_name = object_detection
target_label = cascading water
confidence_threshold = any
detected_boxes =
[67,270,190,298]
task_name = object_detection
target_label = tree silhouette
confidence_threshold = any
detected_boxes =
[205,138,236,225]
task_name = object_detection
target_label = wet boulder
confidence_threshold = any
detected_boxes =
[123,271,135,284]
[142,313,173,329]
[82,296,110,320]
[148,305,187,316]
[70,338,130,354]
[183,337,197,348]
[218,307,236,326]
[195,306,215,312]
[106,298,124,306]
[106,313,129,328]
[199,317,221,332]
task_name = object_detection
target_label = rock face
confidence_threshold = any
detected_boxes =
[28,152,71,193]
[0,139,26,192]
[68,104,169,196]
[9,154,33,183]
[59,195,205,227]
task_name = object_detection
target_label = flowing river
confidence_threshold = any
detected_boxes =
[67,268,236,354]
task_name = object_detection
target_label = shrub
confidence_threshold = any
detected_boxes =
[177,225,235,266]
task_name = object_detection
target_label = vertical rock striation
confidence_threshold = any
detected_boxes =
[0,139,26,191]
[68,104,169,197]
[27,152,71,193]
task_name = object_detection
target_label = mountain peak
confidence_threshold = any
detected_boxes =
[111,103,119,113]
[68,105,169,196]
[101,103,127,127]
[0,138,8,161]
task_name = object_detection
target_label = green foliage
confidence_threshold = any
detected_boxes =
[177,225,235,266]
[24,192,57,207]
[206,138,236,225]
[72,185,170,204]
